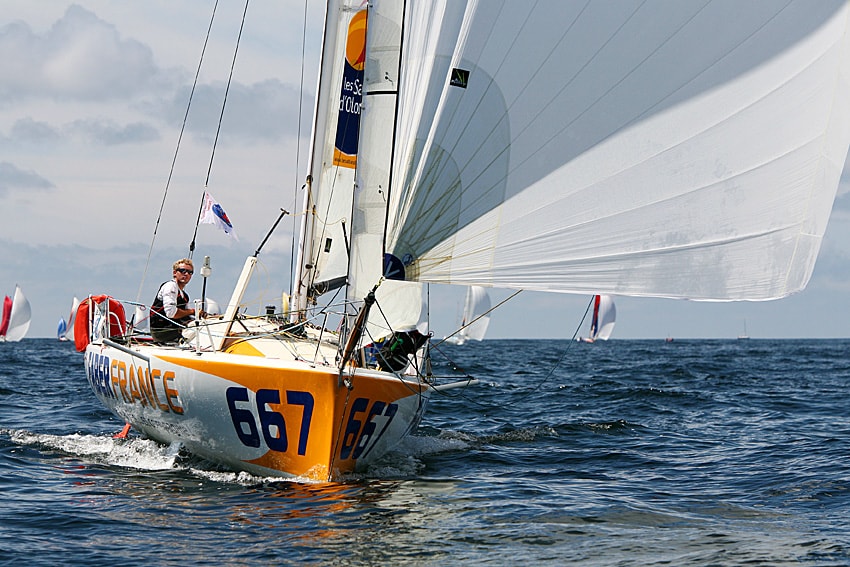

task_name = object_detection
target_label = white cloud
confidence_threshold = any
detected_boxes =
[0,5,177,103]
[147,78,306,144]
[832,191,850,213]
[9,117,62,144]
[63,118,159,145]
[0,161,53,196]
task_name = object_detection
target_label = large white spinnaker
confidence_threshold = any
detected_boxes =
[382,1,850,302]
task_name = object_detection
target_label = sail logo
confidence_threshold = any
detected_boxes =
[333,9,367,169]
[450,68,469,88]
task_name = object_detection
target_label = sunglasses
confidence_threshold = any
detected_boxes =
[175,268,194,275]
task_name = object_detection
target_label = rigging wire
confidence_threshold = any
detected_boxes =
[188,0,251,259]
[289,0,310,298]
[135,0,220,303]
[434,289,523,347]
[429,295,596,409]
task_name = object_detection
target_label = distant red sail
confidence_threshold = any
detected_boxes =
[0,295,11,337]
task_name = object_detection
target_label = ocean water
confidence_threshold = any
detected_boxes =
[1,338,849,566]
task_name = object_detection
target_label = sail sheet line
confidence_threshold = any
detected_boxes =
[136,0,221,302]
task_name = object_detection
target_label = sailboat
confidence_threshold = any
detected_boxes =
[79,1,850,481]
[1,285,31,342]
[444,286,491,345]
[579,295,616,343]
[58,297,80,342]
[738,320,750,340]
[64,297,80,342]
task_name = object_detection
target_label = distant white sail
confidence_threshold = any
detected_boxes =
[1,285,31,342]
[460,286,491,342]
[64,297,80,342]
[590,295,616,341]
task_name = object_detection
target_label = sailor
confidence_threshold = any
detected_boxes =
[150,258,198,343]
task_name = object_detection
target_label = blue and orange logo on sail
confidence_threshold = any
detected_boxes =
[333,9,367,169]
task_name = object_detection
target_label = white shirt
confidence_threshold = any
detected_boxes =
[157,280,182,318]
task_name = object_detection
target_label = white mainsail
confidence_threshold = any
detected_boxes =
[294,0,422,341]
[371,1,850,302]
[291,0,366,319]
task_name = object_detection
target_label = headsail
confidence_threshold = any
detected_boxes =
[376,1,850,301]
[0,295,10,337]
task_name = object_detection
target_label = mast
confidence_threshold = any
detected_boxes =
[292,1,369,326]
[290,1,334,323]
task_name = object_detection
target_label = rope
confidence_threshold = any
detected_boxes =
[188,0,251,259]
[434,289,523,347]
[289,0,310,298]
[429,295,595,408]
[135,0,220,303]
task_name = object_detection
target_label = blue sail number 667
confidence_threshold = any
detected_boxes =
[226,387,314,455]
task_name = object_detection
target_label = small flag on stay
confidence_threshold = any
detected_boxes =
[200,191,237,240]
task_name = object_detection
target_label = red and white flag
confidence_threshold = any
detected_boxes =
[200,191,237,240]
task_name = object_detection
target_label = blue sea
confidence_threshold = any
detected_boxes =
[1,338,848,566]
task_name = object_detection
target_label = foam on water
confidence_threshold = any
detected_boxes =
[4,428,181,470]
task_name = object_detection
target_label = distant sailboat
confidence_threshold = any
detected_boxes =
[445,286,492,345]
[579,295,616,343]
[132,304,150,334]
[64,297,80,342]
[738,319,750,340]
[0,285,32,342]
[58,297,81,342]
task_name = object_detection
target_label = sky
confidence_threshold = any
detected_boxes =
[2,1,850,341]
